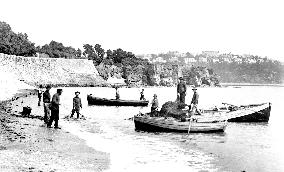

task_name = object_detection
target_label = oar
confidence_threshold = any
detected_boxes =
[187,118,192,134]
[222,102,238,107]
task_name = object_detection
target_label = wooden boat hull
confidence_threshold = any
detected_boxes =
[134,115,227,133]
[198,103,271,122]
[87,95,149,106]
[227,103,271,122]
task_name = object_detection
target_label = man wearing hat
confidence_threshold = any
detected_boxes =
[71,91,82,118]
[47,88,63,129]
[191,87,202,115]
[43,85,51,124]
[151,94,159,116]
[177,77,187,104]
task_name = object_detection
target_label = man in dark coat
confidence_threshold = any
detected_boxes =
[43,85,51,124]
[47,88,63,129]
[177,77,187,104]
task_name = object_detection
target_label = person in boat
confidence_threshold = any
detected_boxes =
[177,77,187,104]
[71,91,82,119]
[115,86,120,100]
[151,94,159,116]
[190,87,202,115]
[43,85,51,124]
[37,85,44,106]
[47,88,63,129]
[140,89,145,100]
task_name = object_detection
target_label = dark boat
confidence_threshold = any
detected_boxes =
[87,94,149,106]
[196,102,271,122]
[134,114,227,133]
[226,102,271,122]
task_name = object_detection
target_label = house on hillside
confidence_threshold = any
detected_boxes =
[199,57,207,63]
[140,54,152,62]
[202,51,219,57]
[152,56,166,63]
[184,57,196,64]
[169,56,178,63]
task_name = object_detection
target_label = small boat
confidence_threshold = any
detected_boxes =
[87,94,149,106]
[197,102,271,122]
[134,114,227,133]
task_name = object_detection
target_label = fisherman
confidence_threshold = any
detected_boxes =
[115,86,120,100]
[151,94,159,116]
[47,88,63,129]
[71,91,82,118]
[37,85,44,106]
[140,89,145,100]
[177,77,187,104]
[43,85,51,124]
[190,87,202,115]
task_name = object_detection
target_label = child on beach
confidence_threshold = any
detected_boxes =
[70,91,82,119]
[37,85,43,106]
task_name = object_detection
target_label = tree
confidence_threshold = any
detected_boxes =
[76,48,82,58]
[0,21,36,56]
[83,44,97,60]
[94,44,105,64]
[37,40,79,58]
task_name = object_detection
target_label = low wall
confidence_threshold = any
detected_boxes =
[0,53,105,86]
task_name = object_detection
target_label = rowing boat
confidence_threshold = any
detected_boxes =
[134,113,227,133]
[196,102,271,122]
[87,94,149,106]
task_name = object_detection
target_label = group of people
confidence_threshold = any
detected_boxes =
[38,85,83,129]
[150,77,201,115]
[38,76,199,127]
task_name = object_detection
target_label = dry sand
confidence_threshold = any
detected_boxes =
[0,90,110,172]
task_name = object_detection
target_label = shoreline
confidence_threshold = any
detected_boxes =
[220,83,284,87]
[0,90,110,171]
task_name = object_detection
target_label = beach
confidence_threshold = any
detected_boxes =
[0,89,110,171]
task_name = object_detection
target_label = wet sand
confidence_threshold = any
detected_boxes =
[0,90,110,172]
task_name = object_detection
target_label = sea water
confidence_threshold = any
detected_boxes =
[53,86,284,172]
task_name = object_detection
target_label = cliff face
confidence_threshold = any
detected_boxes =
[95,62,220,87]
[182,66,220,86]
[0,53,105,86]
[149,64,179,86]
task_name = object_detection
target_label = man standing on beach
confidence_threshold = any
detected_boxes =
[71,91,82,119]
[177,77,187,104]
[47,89,63,129]
[43,85,51,124]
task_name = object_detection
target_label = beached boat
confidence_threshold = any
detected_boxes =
[197,102,271,122]
[134,114,227,133]
[87,94,149,106]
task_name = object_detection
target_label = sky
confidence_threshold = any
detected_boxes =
[0,0,284,61]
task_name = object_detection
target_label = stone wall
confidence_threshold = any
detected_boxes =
[0,53,105,86]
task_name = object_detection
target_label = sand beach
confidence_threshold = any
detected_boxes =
[0,75,110,171]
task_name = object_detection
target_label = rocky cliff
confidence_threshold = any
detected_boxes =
[95,62,219,87]
[182,66,220,86]
[0,53,105,87]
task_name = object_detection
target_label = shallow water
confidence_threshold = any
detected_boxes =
[53,86,284,172]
